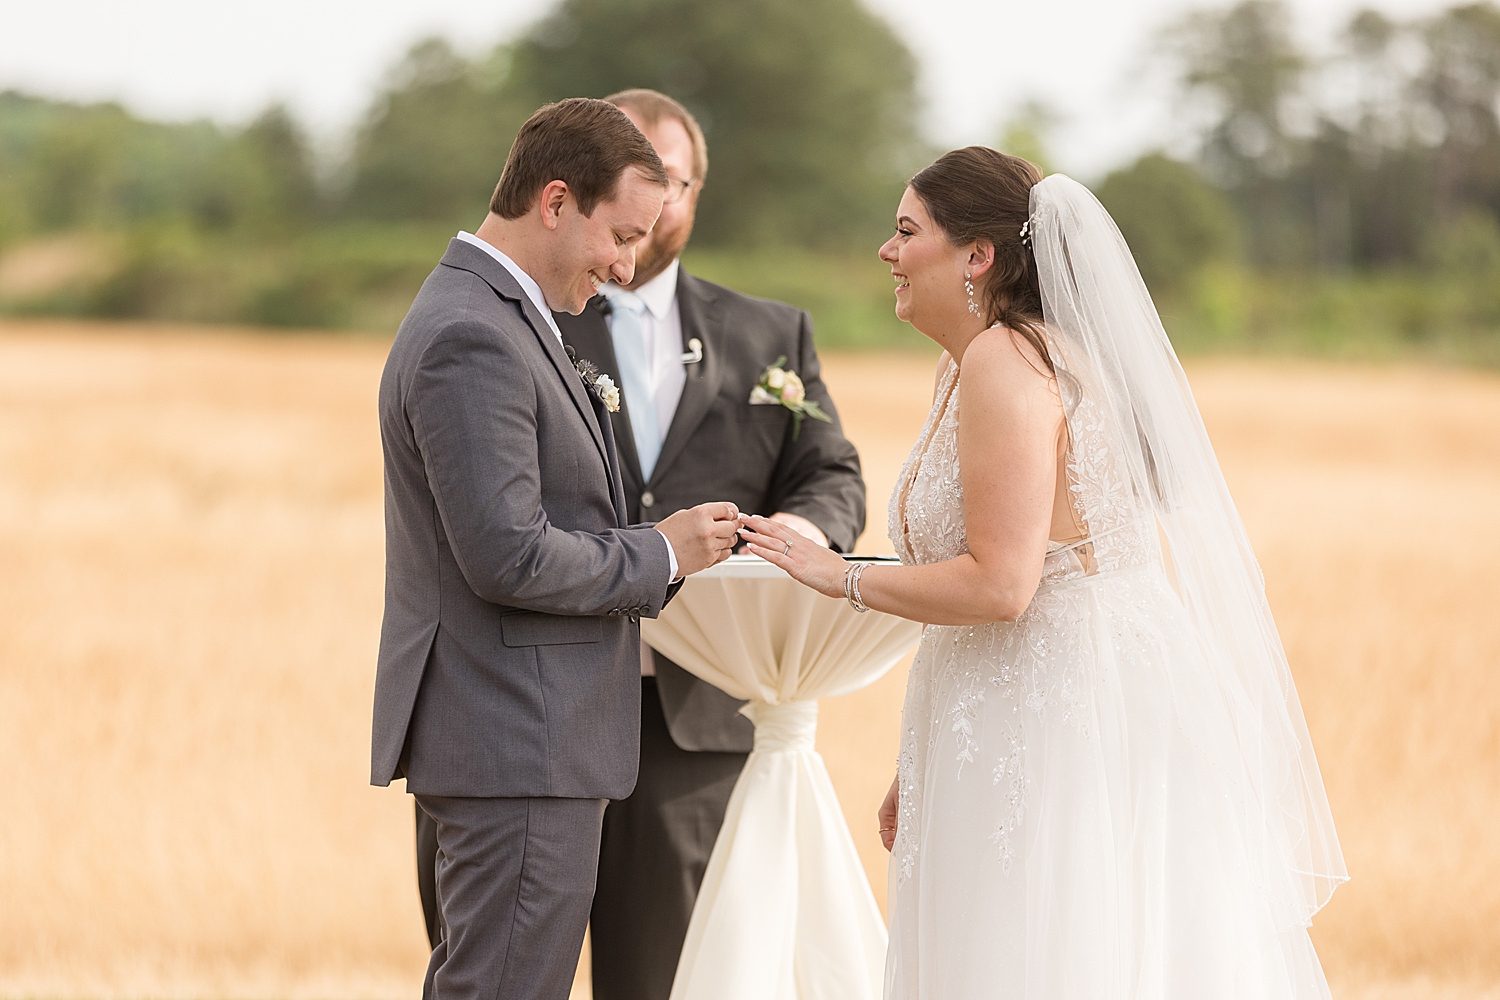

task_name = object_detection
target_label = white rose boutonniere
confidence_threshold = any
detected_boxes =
[750,355,831,440]
[594,373,621,413]
[573,356,621,412]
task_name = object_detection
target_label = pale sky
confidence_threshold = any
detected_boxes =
[0,0,1461,180]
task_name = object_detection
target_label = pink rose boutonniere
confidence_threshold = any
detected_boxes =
[749,355,831,440]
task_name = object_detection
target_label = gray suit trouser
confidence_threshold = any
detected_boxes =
[415,794,607,1000]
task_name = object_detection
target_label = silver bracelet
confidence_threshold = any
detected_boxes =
[847,562,869,613]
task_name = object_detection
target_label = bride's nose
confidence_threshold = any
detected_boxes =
[879,237,898,262]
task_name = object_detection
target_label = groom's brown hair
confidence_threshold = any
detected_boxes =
[492,98,668,219]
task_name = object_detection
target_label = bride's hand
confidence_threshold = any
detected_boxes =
[878,774,899,852]
[737,514,847,599]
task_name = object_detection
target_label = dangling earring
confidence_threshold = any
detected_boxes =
[964,272,981,317]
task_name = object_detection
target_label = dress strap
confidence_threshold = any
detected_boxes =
[1047,518,1148,556]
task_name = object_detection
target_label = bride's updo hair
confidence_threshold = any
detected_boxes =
[909,147,1052,373]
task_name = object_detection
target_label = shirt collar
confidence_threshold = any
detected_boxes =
[601,258,679,320]
[455,231,564,344]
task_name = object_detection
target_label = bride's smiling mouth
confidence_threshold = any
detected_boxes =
[893,272,909,292]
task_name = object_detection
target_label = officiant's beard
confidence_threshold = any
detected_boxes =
[623,204,695,290]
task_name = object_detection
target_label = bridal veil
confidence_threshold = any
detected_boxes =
[1027,174,1348,928]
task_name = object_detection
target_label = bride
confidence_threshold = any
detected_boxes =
[737,148,1347,997]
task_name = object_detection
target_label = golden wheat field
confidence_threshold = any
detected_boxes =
[2,318,1498,1000]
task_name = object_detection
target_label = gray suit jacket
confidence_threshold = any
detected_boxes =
[372,239,677,800]
[555,268,866,753]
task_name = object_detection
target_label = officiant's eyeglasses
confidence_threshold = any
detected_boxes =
[663,176,698,205]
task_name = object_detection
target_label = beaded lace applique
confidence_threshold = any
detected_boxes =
[887,356,1157,879]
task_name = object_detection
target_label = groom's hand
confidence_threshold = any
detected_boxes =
[655,502,740,578]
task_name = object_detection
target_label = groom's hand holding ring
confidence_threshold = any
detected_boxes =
[655,502,741,578]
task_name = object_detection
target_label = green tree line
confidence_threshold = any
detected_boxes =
[1098,0,1500,358]
[1,0,1498,360]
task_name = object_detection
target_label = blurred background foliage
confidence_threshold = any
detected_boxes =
[0,0,1498,359]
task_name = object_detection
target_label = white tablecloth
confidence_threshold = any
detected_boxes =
[641,555,922,1000]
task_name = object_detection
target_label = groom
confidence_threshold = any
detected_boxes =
[372,98,741,1000]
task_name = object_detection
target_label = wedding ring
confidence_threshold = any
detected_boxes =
[783,539,793,556]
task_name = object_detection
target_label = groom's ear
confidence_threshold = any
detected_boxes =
[968,241,996,278]
[538,180,570,231]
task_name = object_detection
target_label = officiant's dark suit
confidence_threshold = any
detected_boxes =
[559,95,863,1000]
[558,262,865,1000]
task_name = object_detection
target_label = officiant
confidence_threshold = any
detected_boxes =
[414,87,865,1000]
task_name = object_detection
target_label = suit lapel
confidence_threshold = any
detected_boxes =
[438,240,612,478]
[558,297,646,495]
[512,290,614,473]
[652,269,725,484]
[590,386,630,526]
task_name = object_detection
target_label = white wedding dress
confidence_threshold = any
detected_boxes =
[882,176,1345,999]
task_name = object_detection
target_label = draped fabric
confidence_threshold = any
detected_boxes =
[641,555,922,1000]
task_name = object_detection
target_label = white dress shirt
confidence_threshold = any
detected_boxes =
[599,259,687,456]
[455,231,678,582]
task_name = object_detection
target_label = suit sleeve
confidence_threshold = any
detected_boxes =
[766,310,868,552]
[407,318,674,617]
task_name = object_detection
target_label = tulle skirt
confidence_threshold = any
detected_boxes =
[884,566,1332,999]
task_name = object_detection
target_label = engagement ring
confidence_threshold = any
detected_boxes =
[783,539,794,555]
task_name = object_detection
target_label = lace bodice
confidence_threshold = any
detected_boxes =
[888,359,967,568]
[886,353,1164,891]
[886,356,1156,589]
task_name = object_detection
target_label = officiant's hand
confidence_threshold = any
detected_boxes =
[737,514,847,599]
[656,502,741,577]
